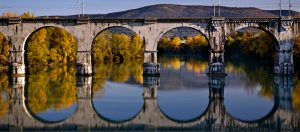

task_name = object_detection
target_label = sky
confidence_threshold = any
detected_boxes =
[1,0,300,16]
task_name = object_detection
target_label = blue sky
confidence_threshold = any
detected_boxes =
[1,0,300,16]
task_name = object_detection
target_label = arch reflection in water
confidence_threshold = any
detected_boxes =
[92,81,144,122]
[25,66,77,123]
[158,55,210,122]
[224,59,276,122]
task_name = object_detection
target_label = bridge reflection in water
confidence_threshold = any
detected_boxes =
[0,62,300,131]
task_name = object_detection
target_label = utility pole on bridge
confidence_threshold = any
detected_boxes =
[77,0,85,17]
[279,0,282,17]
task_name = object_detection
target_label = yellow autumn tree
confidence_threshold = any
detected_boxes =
[27,66,77,113]
[170,37,181,49]
[1,11,19,18]
[0,32,10,65]
[27,27,77,66]
[92,31,143,64]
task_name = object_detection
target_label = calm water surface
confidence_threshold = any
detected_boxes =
[0,55,299,130]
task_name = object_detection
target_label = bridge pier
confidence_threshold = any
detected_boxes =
[9,63,25,75]
[143,51,160,76]
[76,51,92,76]
[208,17,226,75]
[274,17,295,75]
[208,50,225,75]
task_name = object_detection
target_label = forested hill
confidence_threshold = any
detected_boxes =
[67,4,299,18]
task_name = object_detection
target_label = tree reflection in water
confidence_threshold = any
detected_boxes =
[293,74,300,112]
[92,60,144,95]
[0,74,9,117]
[26,66,77,121]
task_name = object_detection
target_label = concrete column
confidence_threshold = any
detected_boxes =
[208,50,225,75]
[76,76,92,99]
[9,51,25,75]
[9,63,25,75]
[274,17,295,75]
[208,17,226,75]
[76,51,92,75]
[143,52,160,76]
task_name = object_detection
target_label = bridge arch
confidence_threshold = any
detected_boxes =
[22,26,78,66]
[153,24,210,51]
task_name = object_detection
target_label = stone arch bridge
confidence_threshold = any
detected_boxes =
[0,17,300,75]
[0,74,299,130]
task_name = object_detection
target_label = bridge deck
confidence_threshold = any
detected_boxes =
[0,17,299,24]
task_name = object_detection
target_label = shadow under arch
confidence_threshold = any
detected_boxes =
[91,81,144,123]
[154,25,210,52]
[23,26,78,67]
[157,98,212,123]
[23,85,78,124]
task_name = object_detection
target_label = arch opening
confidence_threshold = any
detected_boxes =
[91,26,144,65]
[24,26,77,67]
[224,27,277,123]
[156,27,210,122]
[91,26,145,123]
[157,27,210,55]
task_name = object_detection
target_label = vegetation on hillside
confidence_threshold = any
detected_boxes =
[0,32,10,65]
[26,27,77,66]
[1,11,36,18]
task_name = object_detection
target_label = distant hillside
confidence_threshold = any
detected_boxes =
[63,4,299,19]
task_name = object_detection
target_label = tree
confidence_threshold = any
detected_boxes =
[0,32,10,65]
[27,27,77,66]
[20,12,36,18]
[1,11,18,18]
[92,31,143,64]
[170,37,181,49]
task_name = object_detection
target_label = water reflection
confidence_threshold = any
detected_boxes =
[224,57,276,122]
[0,74,9,118]
[25,66,77,122]
[293,75,300,112]
[92,62,144,122]
[0,55,299,130]
[158,55,210,121]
